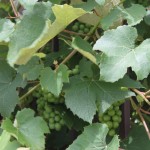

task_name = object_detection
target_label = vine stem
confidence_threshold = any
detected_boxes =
[130,98,150,140]
[145,89,150,96]
[140,108,150,115]
[9,0,19,17]
[19,83,40,105]
[63,29,87,36]
[131,88,150,105]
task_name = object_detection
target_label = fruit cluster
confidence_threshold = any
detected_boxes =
[98,100,125,136]
[71,21,92,34]
[67,65,79,76]
[32,87,65,131]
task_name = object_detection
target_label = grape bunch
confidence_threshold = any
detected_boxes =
[67,65,79,76]
[98,100,125,136]
[33,87,65,105]
[32,87,65,131]
[71,21,92,34]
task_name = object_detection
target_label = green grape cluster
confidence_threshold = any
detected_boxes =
[67,65,79,76]
[71,21,92,34]
[32,87,65,131]
[38,102,65,131]
[98,100,125,136]
[33,87,65,104]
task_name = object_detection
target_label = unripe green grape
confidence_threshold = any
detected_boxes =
[55,123,61,131]
[108,106,113,110]
[79,24,85,30]
[78,30,84,34]
[108,110,115,116]
[106,121,113,129]
[103,115,111,122]
[113,102,120,107]
[49,118,54,123]
[50,112,55,117]
[54,115,61,122]
[43,111,49,119]
[74,22,80,26]
[72,25,78,31]
[72,68,79,75]
[114,106,119,111]
[108,129,116,136]
[75,65,79,69]
[98,114,103,122]
[60,119,65,125]
[54,110,59,115]
[85,24,91,28]
[83,28,89,33]
[67,70,72,75]
[47,93,53,99]
[49,123,55,129]
[113,122,119,129]
[45,105,52,113]
[116,110,122,116]
[112,115,120,122]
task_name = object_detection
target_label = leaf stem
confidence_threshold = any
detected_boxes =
[9,0,19,17]
[131,88,150,105]
[130,98,150,140]
[20,83,40,102]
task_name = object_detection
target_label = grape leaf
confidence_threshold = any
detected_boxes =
[0,19,14,44]
[18,56,44,80]
[101,4,146,30]
[101,7,122,30]
[2,108,49,150]
[121,125,150,150]
[0,61,26,117]
[0,131,20,150]
[122,4,146,26]
[18,0,38,9]
[79,58,94,78]
[93,25,150,82]
[71,36,96,64]
[66,123,119,150]
[64,75,134,123]
[95,0,105,5]
[40,64,69,96]
[7,2,86,67]
[73,0,97,11]
[144,10,150,26]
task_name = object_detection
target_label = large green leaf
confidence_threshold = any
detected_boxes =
[64,75,135,123]
[2,108,49,150]
[40,64,69,96]
[18,56,44,80]
[0,19,14,44]
[93,26,150,82]
[122,4,146,26]
[0,61,26,117]
[101,4,146,30]
[7,2,86,67]
[0,131,20,150]
[66,123,119,150]
[18,0,38,9]
[121,125,150,150]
